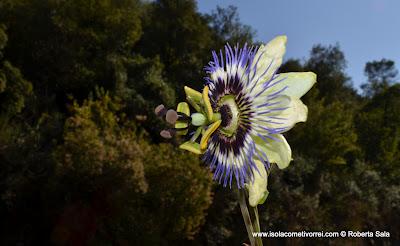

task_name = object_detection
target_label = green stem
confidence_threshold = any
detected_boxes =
[190,126,203,142]
[238,189,264,246]
[251,206,263,246]
[238,189,255,246]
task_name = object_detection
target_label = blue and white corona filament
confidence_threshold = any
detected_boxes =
[156,36,316,205]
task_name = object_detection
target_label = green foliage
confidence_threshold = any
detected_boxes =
[0,110,63,245]
[361,59,398,97]
[0,61,32,116]
[0,90,213,245]
[112,54,176,138]
[0,24,32,117]
[85,142,213,245]
[135,144,213,244]
[137,0,216,93]
[305,44,357,103]
[0,24,7,58]
[52,93,213,245]
[289,100,359,165]
[0,0,143,100]
[356,84,400,181]
[114,55,176,111]
[278,59,305,73]
[55,91,148,194]
[206,5,256,45]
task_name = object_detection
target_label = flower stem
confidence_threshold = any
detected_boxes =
[238,189,263,246]
[238,189,255,246]
[251,205,263,246]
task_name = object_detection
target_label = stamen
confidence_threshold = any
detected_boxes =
[200,120,222,150]
[202,85,214,121]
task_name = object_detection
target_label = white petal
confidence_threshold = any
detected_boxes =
[252,96,308,133]
[266,72,316,99]
[253,134,292,169]
[248,159,269,207]
[284,97,308,124]
[249,36,287,93]
[263,35,287,58]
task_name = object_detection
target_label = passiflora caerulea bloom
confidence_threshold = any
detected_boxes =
[156,36,316,206]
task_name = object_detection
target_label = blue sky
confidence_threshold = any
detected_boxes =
[197,0,400,90]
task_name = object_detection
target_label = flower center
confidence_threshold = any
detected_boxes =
[219,104,232,127]
[217,95,240,137]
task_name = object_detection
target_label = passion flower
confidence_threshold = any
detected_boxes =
[156,36,316,206]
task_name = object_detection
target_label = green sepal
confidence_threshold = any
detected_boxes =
[257,190,269,205]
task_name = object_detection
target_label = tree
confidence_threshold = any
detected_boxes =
[0,24,32,118]
[305,44,357,103]
[356,84,400,181]
[289,100,359,165]
[361,59,398,97]
[0,0,143,107]
[53,91,213,245]
[135,143,213,245]
[55,91,148,195]
[206,5,256,46]
[136,0,215,95]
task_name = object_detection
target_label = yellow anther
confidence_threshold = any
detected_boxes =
[179,141,204,155]
[200,120,221,150]
[175,102,190,135]
[202,85,213,121]
[177,101,190,116]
